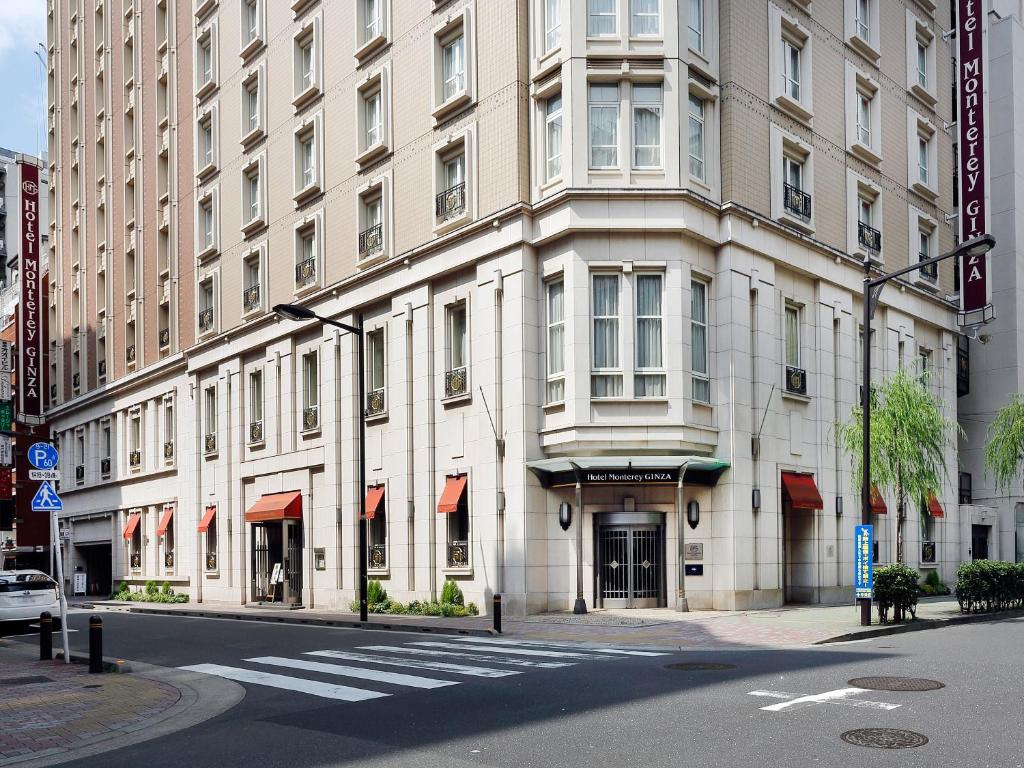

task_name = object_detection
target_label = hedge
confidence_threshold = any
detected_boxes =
[350,579,479,617]
[874,563,920,623]
[955,560,1024,613]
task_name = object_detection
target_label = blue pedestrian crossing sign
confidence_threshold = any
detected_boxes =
[31,481,63,512]
[28,442,59,470]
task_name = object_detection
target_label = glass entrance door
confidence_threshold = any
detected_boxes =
[598,525,663,608]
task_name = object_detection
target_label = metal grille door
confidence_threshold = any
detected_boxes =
[286,523,303,601]
[252,526,270,602]
[631,529,660,604]
[598,525,663,608]
[600,529,630,604]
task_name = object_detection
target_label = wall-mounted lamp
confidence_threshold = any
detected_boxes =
[687,500,700,530]
[558,502,572,531]
[836,497,843,517]
[752,488,761,511]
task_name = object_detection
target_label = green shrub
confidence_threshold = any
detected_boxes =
[367,579,389,608]
[956,560,1024,613]
[440,580,464,606]
[161,581,172,595]
[117,581,128,595]
[874,563,920,623]
[919,569,950,597]
[144,580,158,595]
[467,602,479,616]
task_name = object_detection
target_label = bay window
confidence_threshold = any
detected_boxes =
[589,83,618,168]
[591,274,622,397]
[546,279,565,403]
[691,280,710,403]
[635,274,664,397]
[632,83,662,168]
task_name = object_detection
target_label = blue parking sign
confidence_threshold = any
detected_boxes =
[854,524,874,599]
[28,442,59,470]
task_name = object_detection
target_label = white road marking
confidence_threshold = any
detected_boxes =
[178,663,389,701]
[357,644,574,669]
[748,688,901,712]
[245,655,458,689]
[307,649,521,678]
[409,641,603,660]
[446,637,669,657]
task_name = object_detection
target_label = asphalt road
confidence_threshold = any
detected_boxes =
[14,611,1024,768]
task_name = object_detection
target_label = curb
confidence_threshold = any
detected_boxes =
[54,649,132,673]
[94,604,498,637]
[816,607,1024,644]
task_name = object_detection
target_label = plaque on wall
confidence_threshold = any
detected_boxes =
[684,543,704,561]
[314,548,326,571]
[685,564,704,576]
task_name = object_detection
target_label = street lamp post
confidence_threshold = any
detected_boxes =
[274,303,368,622]
[858,233,995,626]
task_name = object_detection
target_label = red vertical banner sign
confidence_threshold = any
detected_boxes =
[17,159,43,421]
[957,0,990,314]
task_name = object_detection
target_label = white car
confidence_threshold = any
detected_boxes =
[0,570,60,625]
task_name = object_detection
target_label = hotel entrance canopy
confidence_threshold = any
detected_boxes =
[526,456,729,488]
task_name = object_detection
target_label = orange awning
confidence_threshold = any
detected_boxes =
[927,492,944,518]
[156,506,174,537]
[438,475,468,514]
[780,472,823,510]
[245,491,302,523]
[365,485,385,520]
[197,505,217,533]
[122,512,141,540]
[870,485,887,514]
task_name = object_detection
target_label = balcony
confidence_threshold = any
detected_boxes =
[243,284,260,313]
[369,543,387,570]
[159,328,170,348]
[858,221,881,253]
[918,252,937,283]
[100,457,110,476]
[249,420,263,444]
[302,405,319,431]
[75,464,84,483]
[784,365,807,396]
[446,540,469,568]
[358,223,383,259]
[129,449,141,468]
[444,367,468,399]
[435,182,466,221]
[294,258,316,288]
[365,388,385,417]
[783,183,811,220]
[204,433,217,454]
[921,541,936,564]
[198,307,214,333]
[163,440,174,460]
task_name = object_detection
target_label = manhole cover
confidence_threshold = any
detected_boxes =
[665,662,736,671]
[0,676,53,686]
[849,676,944,692]
[841,728,929,749]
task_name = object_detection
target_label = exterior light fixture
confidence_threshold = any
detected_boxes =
[687,500,700,530]
[558,502,572,531]
[273,303,317,322]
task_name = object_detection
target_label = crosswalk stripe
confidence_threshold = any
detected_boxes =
[409,641,604,660]
[447,637,669,657]
[178,663,389,702]
[306,649,521,678]
[357,644,574,669]
[245,656,458,689]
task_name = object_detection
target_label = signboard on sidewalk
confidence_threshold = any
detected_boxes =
[16,158,43,422]
[854,524,874,600]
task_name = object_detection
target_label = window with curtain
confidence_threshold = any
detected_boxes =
[919,228,930,259]
[368,329,385,393]
[631,0,659,36]
[785,305,801,368]
[246,168,260,222]
[546,280,565,403]
[632,83,662,168]
[591,274,622,397]
[544,0,560,51]
[856,91,871,146]
[782,38,801,101]
[200,120,213,167]
[589,83,619,168]
[365,0,381,42]
[245,0,259,42]
[442,35,465,101]
[691,280,710,402]
[688,94,705,181]
[635,274,665,397]
[447,303,467,371]
[918,135,929,185]
[856,0,870,40]
[299,38,313,91]
[916,39,928,88]
[249,371,263,429]
[246,80,259,133]
[858,196,872,226]
[204,387,216,438]
[545,93,563,181]
[364,89,381,148]
[444,153,465,190]
[201,200,214,247]
[302,352,319,410]
[688,0,703,52]
[588,0,616,36]
[783,155,802,191]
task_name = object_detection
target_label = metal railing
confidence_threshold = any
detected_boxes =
[98,359,107,377]
[130,552,142,569]
[163,441,174,459]
[365,387,385,416]
[447,540,469,568]
[302,405,319,430]
[75,465,84,482]
[858,221,881,253]
[369,544,387,570]
[249,420,264,443]
[159,328,170,347]
[435,182,466,220]
[129,450,141,468]
[204,433,217,454]
[918,252,937,282]
[100,457,111,476]
[295,257,316,287]
[206,552,217,571]
[921,541,936,564]
[785,365,807,395]
[243,284,260,312]
[198,307,214,332]
[358,223,383,257]
[783,183,811,219]
[126,344,136,363]
[164,552,174,568]
[445,366,468,398]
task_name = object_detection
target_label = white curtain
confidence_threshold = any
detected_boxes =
[546,95,562,179]
[592,275,619,370]
[632,85,661,167]
[632,0,659,35]
[785,307,799,367]
[688,95,704,178]
[689,0,703,49]
[588,0,616,35]
[370,332,385,389]
[589,84,618,167]
[545,0,560,50]
[443,37,464,99]
[691,281,709,401]
[547,282,564,376]
[636,275,662,368]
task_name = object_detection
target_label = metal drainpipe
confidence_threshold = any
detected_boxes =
[406,304,415,591]
[494,271,505,595]
[194,382,202,604]
[749,285,759,592]
[427,300,437,601]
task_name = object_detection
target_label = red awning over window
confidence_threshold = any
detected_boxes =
[780,472,823,510]
[927,492,944,518]
[438,475,468,514]
[365,486,385,520]
[245,491,302,523]
[870,485,888,514]
[156,506,174,537]
[197,505,217,533]
[122,512,141,540]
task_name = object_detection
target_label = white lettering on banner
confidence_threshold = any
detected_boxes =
[17,160,43,418]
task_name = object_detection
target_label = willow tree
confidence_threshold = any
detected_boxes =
[835,367,962,562]
[985,394,1024,493]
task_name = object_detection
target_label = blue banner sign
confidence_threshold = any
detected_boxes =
[854,524,874,600]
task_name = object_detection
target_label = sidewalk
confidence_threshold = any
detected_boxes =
[0,640,243,767]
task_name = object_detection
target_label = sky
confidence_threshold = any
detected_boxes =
[0,0,47,159]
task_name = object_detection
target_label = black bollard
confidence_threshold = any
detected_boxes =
[39,611,52,660]
[493,593,502,634]
[88,615,103,673]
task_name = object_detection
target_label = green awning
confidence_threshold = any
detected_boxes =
[525,456,730,488]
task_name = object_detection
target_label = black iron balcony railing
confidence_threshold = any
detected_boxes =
[163,440,174,459]
[72,372,80,389]
[98,359,107,377]
[130,552,142,569]
[100,457,111,476]
[445,366,468,398]
[447,540,469,568]
[365,387,385,416]
[785,365,807,395]
[159,328,170,347]
[206,552,217,571]
[295,257,316,287]
[204,433,217,454]
[783,183,811,219]
[918,252,937,282]
[435,182,466,220]
[126,344,136,363]
[164,552,174,568]
[302,405,319,430]
[198,307,214,332]
[369,543,387,570]
[858,221,881,252]
[358,223,383,257]
[249,420,264,443]
[129,450,141,468]
[75,464,84,482]
[921,541,936,564]
[243,284,261,312]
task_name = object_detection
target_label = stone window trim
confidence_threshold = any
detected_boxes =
[907,108,938,200]
[293,209,325,297]
[355,0,391,63]
[686,78,720,198]
[194,19,219,101]
[768,3,813,124]
[239,0,266,61]
[431,6,476,124]
[239,63,266,149]
[195,103,219,181]
[769,124,815,234]
[846,169,884,264]
[909,205,939,290]
[844,62,882,166]
[356,170,392,267]
[844,0,880,63]
[355,63,391,167]
[293,110,325,206]
[197,268,220,338]
[431,123,476,236]
[292,12,323,111]
[241,242,268,316]
[195,185,219,261]
[240,152,267,236]
[905,9,937,106]
[685,0,718,82]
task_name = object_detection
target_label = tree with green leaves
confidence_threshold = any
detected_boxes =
[835,366,962,563]
[984,394,1024,493]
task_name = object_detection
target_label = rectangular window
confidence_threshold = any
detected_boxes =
[245,81,259,134]
[632,83,662,168]
[201,199,214,248]
[688,94,705,181]
[856,91,871,146]
[591,274,622,397]
[368,328,385,394]
[782,39,801,101]
[365,0,381,42]
[302,352,319,429]
[245,0,258,42]
[919,348,931,386]
[545,93,563,181]
[442,35,465,101]
[200,120,213,167]
[631,0,659,36]
[635,274,665,397]
[856,0,870,40]
[102,425,111,460]
[785,305,800,368]
[164,402,174,457]
[249,371,263,428]
[588,0,617,36]
[916,40,928,89]
[784,155,803,191]
[546,280,565,403]
[300,135,315,188]
[246,168,260,223]
[858,196,872,227]
[544,0,560,51]
[918,136,929,185]
[204,387,216,441]
[364,89,382,148]
[447,303,467,372]
[199,38,212,84]
[299,39,313,91]
[691,280,710,402]
[589,83,618,168]
[688,0,703,52]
